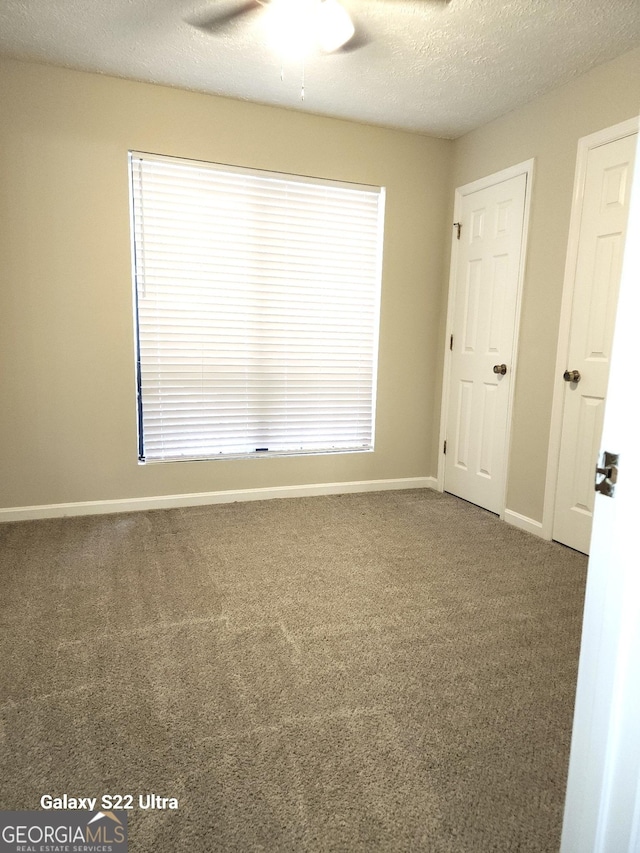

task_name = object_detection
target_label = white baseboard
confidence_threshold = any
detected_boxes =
[503,508,547,539]
[0,477,438,523]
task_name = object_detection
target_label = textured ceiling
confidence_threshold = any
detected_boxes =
[1,0,639,137]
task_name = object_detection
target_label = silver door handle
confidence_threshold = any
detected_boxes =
[563,369,581,383]
[493,364,507,375]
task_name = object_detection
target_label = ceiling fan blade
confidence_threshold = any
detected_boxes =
[186,0,262,34]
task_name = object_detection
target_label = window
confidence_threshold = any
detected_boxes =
[129,152,385,462]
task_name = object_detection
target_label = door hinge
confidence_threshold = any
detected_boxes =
[443,440,447,455]
[595,451,619,498]
[453,222,462,240]
[450,333,454,351]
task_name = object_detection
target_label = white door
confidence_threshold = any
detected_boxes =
[561,130,640,853]
[553,132,637,554]
[444,171,528,514]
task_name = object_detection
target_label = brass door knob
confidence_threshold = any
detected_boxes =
[493,364,507,375]
[563,369,581,383]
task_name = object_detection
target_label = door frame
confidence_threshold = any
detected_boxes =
[541,117,639,542]
[436,159,535,521]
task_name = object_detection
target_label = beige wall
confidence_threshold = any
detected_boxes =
[0,57,452,508]
[2,48,639,518]
[450,47,640,523]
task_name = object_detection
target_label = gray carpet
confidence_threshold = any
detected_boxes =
[0,490,587,851]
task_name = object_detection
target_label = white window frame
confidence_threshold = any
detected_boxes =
[129,151,385,463]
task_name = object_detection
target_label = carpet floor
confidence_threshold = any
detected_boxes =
[0,490,587,851]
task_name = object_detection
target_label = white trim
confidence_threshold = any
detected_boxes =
[0,477,437,523]
[437,159,535,523]
[503,508,545,538]
[542,116,640,541]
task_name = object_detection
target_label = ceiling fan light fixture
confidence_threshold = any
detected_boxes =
[264,0,315,59]
[315,0,355,52]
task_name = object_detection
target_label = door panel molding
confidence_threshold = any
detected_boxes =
[437,159,534,521]
[542,117,639,543]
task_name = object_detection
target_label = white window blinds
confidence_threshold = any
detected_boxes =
[129,152,385,462]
